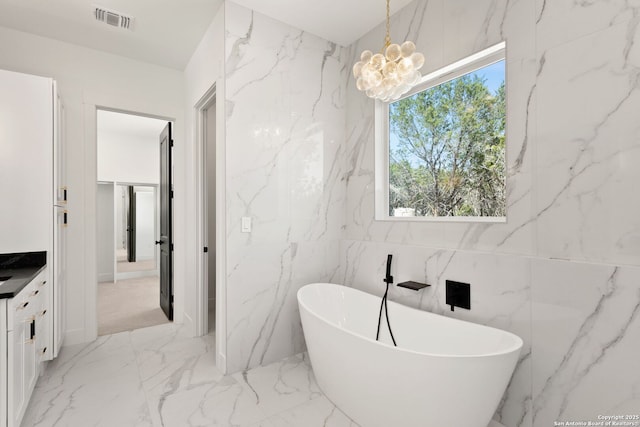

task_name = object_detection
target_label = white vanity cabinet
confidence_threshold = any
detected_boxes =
[0,68,66,427]
[1,268,48,427]
[0,69,66,362]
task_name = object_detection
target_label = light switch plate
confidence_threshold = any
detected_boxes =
[241,216,252,233]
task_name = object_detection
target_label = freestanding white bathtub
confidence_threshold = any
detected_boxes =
[298,283,522,427]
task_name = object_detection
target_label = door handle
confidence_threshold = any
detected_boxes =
[30,319,36,340]
[155,240,162,245]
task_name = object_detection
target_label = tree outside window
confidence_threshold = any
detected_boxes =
[388,59,506,218]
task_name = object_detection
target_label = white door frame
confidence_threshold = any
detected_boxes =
[84,96,178,344]
[194,83,227,373]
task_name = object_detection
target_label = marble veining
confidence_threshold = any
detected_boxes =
[23,322,513,427]
[339,0,640,426]
[532,262,640,426]
[22,323,358,427]
[224,2,347,374]
[345,0,538,255]
[337,240,640,427]
[336,240,533,427]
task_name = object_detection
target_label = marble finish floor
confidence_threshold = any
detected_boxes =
[23,322,506,427]
[22,323,358,427]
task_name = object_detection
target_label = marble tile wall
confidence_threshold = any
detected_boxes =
[345,0,537,255]
[531,260,640,426]
[223,2,347,373]
[217,0,640,424]
[335,241,533,427]
[341,0,640,426]
[336,241,640,427]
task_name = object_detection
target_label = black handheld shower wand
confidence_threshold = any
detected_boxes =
[376,254,397,346]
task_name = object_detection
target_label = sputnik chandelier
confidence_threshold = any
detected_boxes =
[353,0,425,102]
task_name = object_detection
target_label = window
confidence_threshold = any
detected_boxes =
[375,42,506,222]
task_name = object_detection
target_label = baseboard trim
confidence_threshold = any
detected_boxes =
[98,273,114,282]
[63,328,89,347]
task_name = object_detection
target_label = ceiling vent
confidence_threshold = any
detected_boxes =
[94,6,134,31]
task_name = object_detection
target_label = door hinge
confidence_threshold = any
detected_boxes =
[171,243,174,251]
[63,211,68,226]
[204,247,208,253]
[170,190,174,198]
[170,139,174,147]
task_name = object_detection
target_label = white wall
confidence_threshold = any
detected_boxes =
[96,183,114,282]
[97,131,160,184]
[342,0,640,426]
[183,3,226,365]
[0,25,185,346]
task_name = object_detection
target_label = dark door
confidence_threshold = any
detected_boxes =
[159,123,173,320]
[126,186,136,262]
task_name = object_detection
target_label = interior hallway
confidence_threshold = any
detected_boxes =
[98,276,169,336]
[116,248,156,273]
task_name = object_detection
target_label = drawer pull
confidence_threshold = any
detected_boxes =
[39,280,47,287]
[41,347,48,355]
[17,301,29,310]
[30,319,36,340]
[31,290,40,297]
[40,309,47,316]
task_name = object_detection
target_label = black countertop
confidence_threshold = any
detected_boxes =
[0,252,46,299]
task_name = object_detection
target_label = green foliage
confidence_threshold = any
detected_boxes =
[389,69,506,217]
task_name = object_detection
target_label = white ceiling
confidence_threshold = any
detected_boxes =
[0,0,412,70]
[0,0,222,70]
[97,110,168,140]
[229,0,415,46]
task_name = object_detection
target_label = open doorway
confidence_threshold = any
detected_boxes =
[116,184,158,276]
[96,110,173,335]
[203,95,216,336]
[194,84,219,349]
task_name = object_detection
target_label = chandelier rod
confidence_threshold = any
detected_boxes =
[384,0,391,49]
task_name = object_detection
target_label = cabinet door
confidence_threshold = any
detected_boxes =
[23,316,37,403]
[0,300,7,427]
[35,283,50,361]
[8,314,37,427]
[7,323,24,427]
[0,70,53,253]
[53,208,66,358]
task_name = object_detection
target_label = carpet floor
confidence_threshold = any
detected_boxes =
[98,275,170,336]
